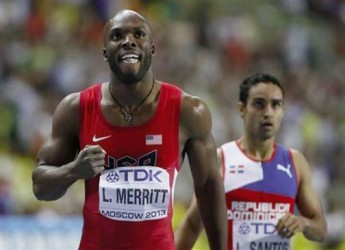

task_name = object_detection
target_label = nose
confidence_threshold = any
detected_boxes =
[264,104,274,117]
[122,34,136,48]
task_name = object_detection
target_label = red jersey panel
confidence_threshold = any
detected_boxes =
[78,82,182,250]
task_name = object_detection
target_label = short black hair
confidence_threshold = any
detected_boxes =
[239,72,284,104]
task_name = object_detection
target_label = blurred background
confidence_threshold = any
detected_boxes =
[0,0,344,249]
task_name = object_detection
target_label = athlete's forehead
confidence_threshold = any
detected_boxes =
[105,10,151,33]
[248,82,284,100]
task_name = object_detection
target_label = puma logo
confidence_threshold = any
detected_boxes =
[277,164,292,178]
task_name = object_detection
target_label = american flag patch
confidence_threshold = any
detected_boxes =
[229,165,245,174]
[145,135,162,145]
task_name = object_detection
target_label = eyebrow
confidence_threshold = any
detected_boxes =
[108,26,148,34]
[252,97,283,100]
[252,97,284,104]
[267,98,283,101]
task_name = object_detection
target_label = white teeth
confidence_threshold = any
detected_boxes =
[120,54,139,64]
[122,58,139,64]
[121,54,139,59]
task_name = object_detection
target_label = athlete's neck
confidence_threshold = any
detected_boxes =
[108,75,154,107]
[237,136,275,161]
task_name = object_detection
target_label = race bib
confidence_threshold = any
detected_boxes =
[233,219,290,250]
[99,166,170,222]
[229,202,291,250]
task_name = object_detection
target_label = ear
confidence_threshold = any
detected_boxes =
[237,102,245,118]
[103,48,108,61]
[151,44,156,55]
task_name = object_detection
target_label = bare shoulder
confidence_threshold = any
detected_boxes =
[290,148,311,182]
[180,93,212,139]
[37,92,81,165]
[53,92,80,133]
[55,92,80,116]
[290,149,308,166]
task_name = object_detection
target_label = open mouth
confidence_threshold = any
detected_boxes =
[262,122,273,128]
[120,53,139,64]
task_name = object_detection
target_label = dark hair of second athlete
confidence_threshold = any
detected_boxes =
[239,72,285,104]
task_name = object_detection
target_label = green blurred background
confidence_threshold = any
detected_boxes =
[1,0,344,249]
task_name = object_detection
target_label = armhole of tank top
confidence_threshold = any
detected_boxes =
[160,83,183,172]
[164,82,183,172]
[288,148,300,189]
[175,85,183,172]
[78,84,101,132]
[78,89,85,134]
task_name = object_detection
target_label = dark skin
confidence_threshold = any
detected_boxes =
[32,10,227,250]
[175,83,327,249]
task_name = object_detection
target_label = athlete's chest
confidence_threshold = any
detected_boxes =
[223,149,298,198]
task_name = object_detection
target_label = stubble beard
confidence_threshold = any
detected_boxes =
[108,53,152,85]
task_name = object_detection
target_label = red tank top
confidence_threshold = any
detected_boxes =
[78,82,182,250]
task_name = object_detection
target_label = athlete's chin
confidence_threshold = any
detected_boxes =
[119,63,140,75]
[260,132,275,141]
[123,75,143,84]
[261,126,276,135]
[109,66,141,84]
[115,73,143,84]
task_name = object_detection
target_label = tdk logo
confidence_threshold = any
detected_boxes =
[251,222,276,235]
[106,171,120,182]
[106,169,163,183]
[238,223,250,235]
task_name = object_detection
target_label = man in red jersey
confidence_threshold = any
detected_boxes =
[32,9,227,250]
[175,73,327,250]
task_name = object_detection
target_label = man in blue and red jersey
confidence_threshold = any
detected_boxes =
[175,73,327,250]
[32,9,227,250]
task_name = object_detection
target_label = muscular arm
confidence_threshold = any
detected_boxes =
[175,149,224,250]
[32,93,105,201]
[276,150,327,242]
[175,197,202,250]
[179,95,227,250]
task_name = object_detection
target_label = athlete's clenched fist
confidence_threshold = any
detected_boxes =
[71,145,106,179]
